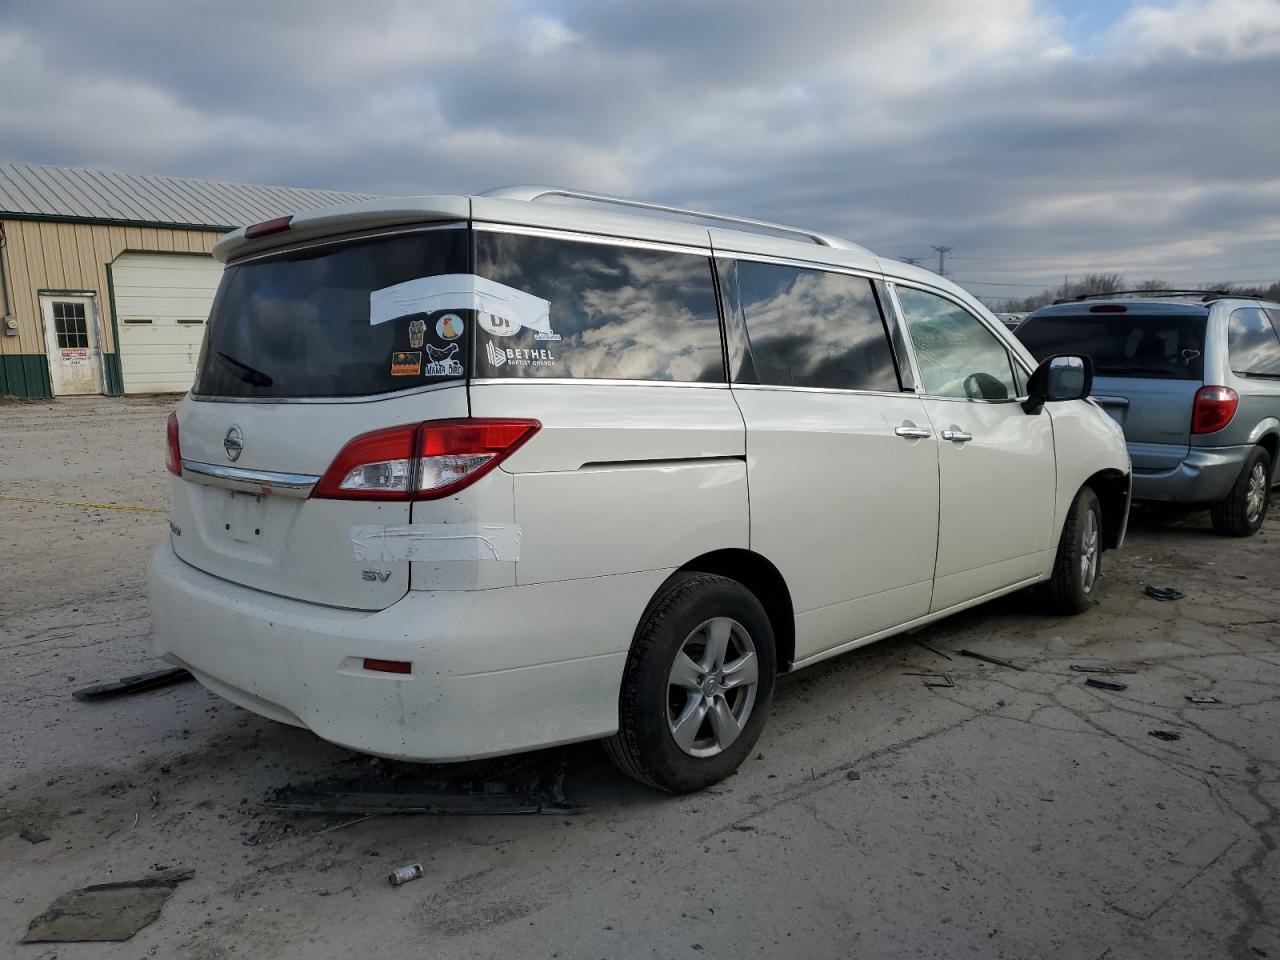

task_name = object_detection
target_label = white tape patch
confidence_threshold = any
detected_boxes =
[351,523,522,562]
[368,274,551,333]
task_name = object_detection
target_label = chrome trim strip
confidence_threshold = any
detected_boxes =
[469,377,729,389]
[190,379,466,405]
[181,460,320,498]
[474,221,712,257]
[731,383,910,399]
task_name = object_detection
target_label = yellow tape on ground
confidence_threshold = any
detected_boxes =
[0,494,167,514]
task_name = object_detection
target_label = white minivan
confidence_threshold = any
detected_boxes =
[149,187,1131,792]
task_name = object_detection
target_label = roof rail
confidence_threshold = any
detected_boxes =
[1052,289,1232,305]
[481,185,870,253]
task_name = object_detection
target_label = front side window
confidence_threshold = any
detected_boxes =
[1227,308,1280,377]
[897,287,1017,400]
[472,232,723,382]
[727,261,899,392]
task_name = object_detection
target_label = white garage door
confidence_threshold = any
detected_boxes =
[113,253,223,394]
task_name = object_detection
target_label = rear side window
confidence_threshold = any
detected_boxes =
[726,261,899,392]
[472,232,723,382]
[195,228,469,398]
[1228,308,1280,377]
[1016,312,1206,381]
[897,288,1017,400]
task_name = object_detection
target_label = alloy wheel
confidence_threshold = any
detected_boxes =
[666,617,759,758]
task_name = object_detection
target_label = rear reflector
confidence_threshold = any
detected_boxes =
[244,215,293,239]
[165,412,182,476]
[363,658,412,675]
[1191,385,1238,434]
[312,418,541,501]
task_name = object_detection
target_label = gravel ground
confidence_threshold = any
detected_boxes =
[1,396,1277,959]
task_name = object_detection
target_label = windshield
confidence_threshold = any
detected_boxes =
[194,227,469,398]
[1016,312,1206,380]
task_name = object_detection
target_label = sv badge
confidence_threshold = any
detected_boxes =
[361,569,392,582]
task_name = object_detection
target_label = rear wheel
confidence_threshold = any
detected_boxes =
[1044,486,1102,615]
[605,573,776,793]
[1211,446,1271,537]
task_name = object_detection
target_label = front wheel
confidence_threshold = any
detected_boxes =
[1211,446,1271,537]
[604,573,776,793]
[1043,486,1102,615]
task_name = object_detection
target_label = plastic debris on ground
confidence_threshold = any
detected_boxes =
[22,870,194,943]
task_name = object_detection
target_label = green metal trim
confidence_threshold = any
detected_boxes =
[0,354,52,399]
[36,288,97,297]
[1,211,235,233]
[103,353,123,395]
[104,262,123,395]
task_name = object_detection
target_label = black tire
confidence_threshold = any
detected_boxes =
[1044,486,1103,615]
[604,573,776,793]
[1210,446,1271,537]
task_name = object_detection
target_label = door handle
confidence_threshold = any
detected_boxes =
[895,425,932,439]
[941,429,973,443]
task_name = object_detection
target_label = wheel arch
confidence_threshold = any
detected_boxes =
[655,549,797,672]
[1083,468,1129,550]
[1252,428,1279,467]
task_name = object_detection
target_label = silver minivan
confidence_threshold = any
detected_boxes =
[1017,292,1280,535]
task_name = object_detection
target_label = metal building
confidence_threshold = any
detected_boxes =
[0,162,372,398]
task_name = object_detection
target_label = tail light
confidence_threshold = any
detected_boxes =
[165,412,182,475]
[1191,386,1238,434]
[312,418,540,501]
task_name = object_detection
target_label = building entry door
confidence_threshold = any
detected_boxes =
[40,295,103,396]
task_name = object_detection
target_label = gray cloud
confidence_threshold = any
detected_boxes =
[2,0,1278,299]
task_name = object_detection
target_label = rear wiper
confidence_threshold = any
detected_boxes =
[216,352,273,388]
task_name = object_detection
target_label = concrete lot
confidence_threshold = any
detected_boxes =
[1,396,1277,959]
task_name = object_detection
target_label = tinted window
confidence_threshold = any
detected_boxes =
[195,228,469,398]
[728,261,899,391]
[1228,308,1280,377]
[1016,312,1206,381]
[897,288,1017,400]
[473,232,722,381]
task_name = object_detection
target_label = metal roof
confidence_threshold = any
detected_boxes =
[0,161,375,230]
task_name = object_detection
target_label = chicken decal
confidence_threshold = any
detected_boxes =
[424,342,463,377]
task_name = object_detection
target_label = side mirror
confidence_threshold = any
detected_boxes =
[1023,354,1093,414]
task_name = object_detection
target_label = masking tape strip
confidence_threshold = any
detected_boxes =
[351,523,522,562]
[368,274,551,332]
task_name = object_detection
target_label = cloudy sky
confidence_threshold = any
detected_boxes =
[3,0,1278,301]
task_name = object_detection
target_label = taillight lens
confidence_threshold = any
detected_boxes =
[1191,386,1238,434]
[165,412,182,475]
[312,418,540,501]
[244,215,292,239]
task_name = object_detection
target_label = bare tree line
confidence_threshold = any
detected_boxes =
[998,274,1280,312]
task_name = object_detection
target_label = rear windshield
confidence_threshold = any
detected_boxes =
[1016,312,1206,381]
[194,227,469,398]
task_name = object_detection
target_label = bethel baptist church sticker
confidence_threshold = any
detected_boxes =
[436,313,464,340]
[391,351,422,376]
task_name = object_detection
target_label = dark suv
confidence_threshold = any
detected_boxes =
[1017,292,1280,536]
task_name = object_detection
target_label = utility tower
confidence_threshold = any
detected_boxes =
[931,245,953,277]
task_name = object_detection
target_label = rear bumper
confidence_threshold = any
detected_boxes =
[1130,444,1250,504]
[148,542,663,761]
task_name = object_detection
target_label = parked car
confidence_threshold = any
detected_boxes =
[995,312,1028,331]
[1017,292,1280,536]
[149,187,1131,792]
